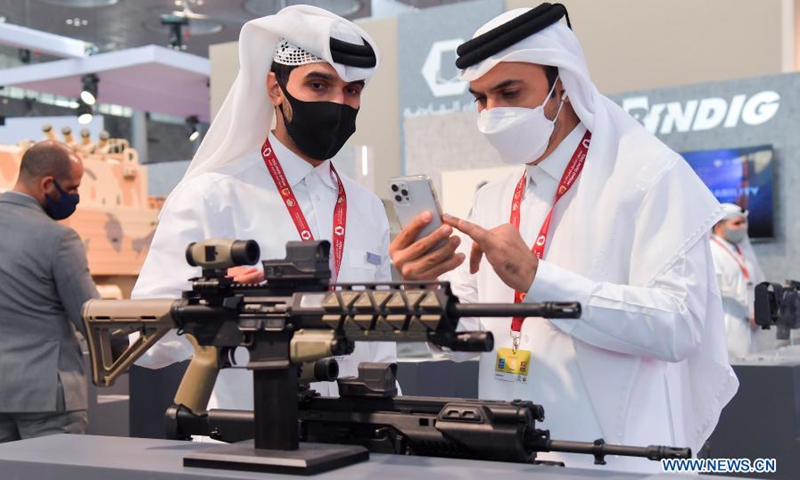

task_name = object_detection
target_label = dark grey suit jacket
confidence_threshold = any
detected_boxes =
[0,191,99,413]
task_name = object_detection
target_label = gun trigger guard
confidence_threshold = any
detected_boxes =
[220,347,236,368]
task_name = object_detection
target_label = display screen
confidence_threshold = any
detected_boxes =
[680,145,775,239]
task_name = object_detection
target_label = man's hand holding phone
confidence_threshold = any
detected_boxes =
[389,211,465,280]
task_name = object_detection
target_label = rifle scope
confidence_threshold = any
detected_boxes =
[186,239,260,270]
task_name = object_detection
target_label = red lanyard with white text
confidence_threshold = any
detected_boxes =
[261,137,347,281]
[711,236,750,281]
[509,130,592,345]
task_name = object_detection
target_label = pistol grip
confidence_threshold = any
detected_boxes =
[174,333,220,415]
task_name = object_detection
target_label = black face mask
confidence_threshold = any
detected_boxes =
[277,81,358,161]
[44,180,80,220]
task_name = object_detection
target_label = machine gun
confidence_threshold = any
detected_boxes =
[169,362,691,470]
[81,238,689,475]
[754,281,800,340]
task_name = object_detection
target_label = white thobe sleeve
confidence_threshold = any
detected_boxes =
[710,248,749,320]
[526,234,714,363]
[132,177,232,369]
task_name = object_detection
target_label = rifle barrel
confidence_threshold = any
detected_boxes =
[545,440,691,461]
[453,302,581,319]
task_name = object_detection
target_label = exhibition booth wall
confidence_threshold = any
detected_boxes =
[202,0,799,284]
[408,71,798,283]
[209,0,795,203]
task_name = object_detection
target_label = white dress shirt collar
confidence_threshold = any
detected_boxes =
[525,123,588,187]
[268,132,336,191]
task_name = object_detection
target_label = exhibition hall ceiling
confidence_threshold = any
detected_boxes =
[0,0,466,58]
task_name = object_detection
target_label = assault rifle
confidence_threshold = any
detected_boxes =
[81,239,689,475]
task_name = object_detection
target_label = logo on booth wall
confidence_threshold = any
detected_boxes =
[620,91,781,135]
[421,39,469,97]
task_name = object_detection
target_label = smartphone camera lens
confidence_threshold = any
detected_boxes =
[394,194,402,202]
[391,184,399,192]
[401,189,408,197]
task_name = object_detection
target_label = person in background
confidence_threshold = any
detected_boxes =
[0,141,99,443]
[710,203,766,358]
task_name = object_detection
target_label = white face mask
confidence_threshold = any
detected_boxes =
[723,226,747,245]
[477,78,565,165]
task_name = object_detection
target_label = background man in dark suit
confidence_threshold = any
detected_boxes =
[0,140,99,442]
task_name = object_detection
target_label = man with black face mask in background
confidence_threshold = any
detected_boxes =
[132,5,396,411]
[0,140,99,442]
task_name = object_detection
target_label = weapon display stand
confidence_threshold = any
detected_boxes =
[183,440,368,475]
[182,340,369,475]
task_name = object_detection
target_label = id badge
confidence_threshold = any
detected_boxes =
[494,347,531,383]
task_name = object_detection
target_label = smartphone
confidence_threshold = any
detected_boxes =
[389,175,447,251]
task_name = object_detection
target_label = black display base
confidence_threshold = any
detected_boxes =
[183,442,369,476]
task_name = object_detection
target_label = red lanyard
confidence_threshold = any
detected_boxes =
[261,137,347,281]
[711,236,750,280]
[510,130,592,333]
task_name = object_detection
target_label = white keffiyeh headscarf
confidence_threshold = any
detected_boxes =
[163,5,379,212]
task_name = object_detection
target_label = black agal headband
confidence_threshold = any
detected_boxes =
[330,37,376,68]
[455,3,571,70]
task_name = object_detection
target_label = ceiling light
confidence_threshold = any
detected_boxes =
[144,6,223,37]
[77,101,93,124]
[80,91,95,104]
[160,14,189,49]
[243,0,361,18]
[80,74,98,106]
[144,16,223,37]
[186,115,200,142]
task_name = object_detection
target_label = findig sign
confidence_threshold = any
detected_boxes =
[621,91,780,135]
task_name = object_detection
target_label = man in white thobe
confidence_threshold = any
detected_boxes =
[710,203,764,359]
[389,4,737,472]
[132,5,396,410]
